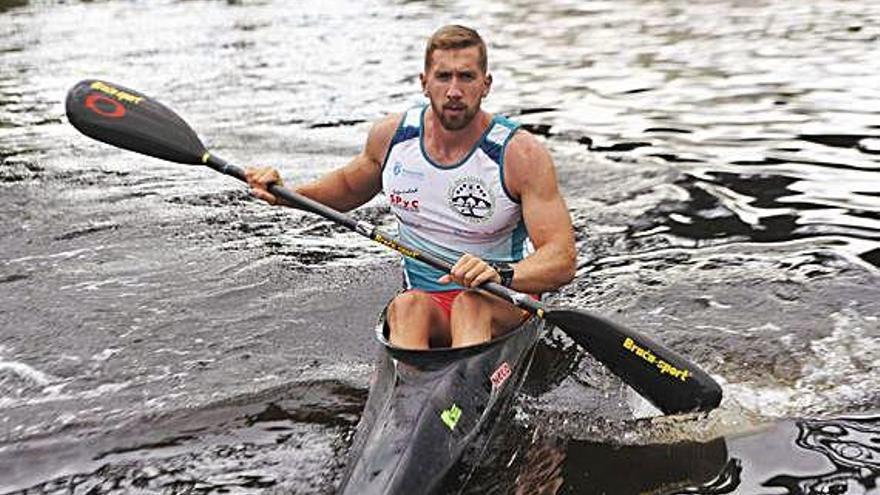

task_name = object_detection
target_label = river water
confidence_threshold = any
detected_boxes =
[1,1,878,494]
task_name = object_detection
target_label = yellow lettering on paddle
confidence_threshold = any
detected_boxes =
[90,81,144,105]
[373,233,421,259]
[623,337,691,382]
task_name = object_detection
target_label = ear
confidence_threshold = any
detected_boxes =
[482,73,493,97]
[420,73,427,96]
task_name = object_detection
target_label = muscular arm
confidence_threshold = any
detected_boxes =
[248,114,399,212]
[294,115,398,212]
[441,131,576,293]
[504,131,576,293]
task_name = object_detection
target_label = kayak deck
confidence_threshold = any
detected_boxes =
[339,315,546,494]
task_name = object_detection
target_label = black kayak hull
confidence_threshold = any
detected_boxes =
[338,316,545,494]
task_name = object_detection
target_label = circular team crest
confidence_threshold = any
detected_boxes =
[448,176,495,223]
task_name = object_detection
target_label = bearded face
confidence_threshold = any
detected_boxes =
[421,46,491,131]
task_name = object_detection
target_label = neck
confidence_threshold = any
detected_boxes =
[423,109,491,166]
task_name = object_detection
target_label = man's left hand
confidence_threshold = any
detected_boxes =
[438,253,501,288]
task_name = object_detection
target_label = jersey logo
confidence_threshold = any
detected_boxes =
[448,176,495,223]
[390,188,420,212]
[392,161,425,181]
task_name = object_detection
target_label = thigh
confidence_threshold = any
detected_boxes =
[487,294,531,338]
[450,290,531,339]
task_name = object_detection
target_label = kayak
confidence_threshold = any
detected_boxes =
[338,314,547,494]
[339,314,546,494]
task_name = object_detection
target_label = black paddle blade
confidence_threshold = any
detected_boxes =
[547,309,722,414]
[65,79,207,164]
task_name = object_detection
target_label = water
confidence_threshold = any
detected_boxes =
[1,0,878,493]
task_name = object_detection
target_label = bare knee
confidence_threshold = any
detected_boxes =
[388,290,435,319]
[387,291,443,349]
[449,290,490,317]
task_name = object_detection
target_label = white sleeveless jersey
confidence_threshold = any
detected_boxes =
[381,106,533,291]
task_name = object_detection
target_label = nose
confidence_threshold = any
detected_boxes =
[446,78,464,99]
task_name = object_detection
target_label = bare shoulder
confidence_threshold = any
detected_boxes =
[506,129,551,164]
[503,129,557,196]
[365,112,404,163]
[371,113,403,140]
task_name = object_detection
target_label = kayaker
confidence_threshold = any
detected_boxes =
[246,24,576,349]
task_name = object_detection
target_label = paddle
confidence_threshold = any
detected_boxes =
[65,79,722,414]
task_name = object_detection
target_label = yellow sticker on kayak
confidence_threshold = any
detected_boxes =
[441,403,462,431]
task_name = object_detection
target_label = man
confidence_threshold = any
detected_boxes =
[247,25,575,349]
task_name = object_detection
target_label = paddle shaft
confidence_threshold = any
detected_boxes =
[65,79,722,413]
[205,154,545,315]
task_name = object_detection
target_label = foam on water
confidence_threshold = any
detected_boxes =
[722,304,879,418]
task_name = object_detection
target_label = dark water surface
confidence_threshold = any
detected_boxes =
[1,1,878,493]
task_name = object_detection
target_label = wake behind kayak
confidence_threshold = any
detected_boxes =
[339,316,546,494]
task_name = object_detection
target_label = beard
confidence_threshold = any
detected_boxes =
[432,100,479,131]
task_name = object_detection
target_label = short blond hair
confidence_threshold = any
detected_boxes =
[424,25,487,73]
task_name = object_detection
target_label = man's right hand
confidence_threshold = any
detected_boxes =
[244,166,286,205]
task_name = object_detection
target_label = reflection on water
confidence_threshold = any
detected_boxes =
[666,460,743,495]
[764,471,877,495]
[461,415,734,495]
[655,168,880,269]
[797,417,880,473]
[6,397,878,495]
[554,436,730,495]
[0,380,366,494]
[761,416,880,495]
[493,415,880,495]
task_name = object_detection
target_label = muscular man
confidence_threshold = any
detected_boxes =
[247,25,575,349]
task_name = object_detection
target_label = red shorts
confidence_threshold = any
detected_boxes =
[426,289,540,318]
